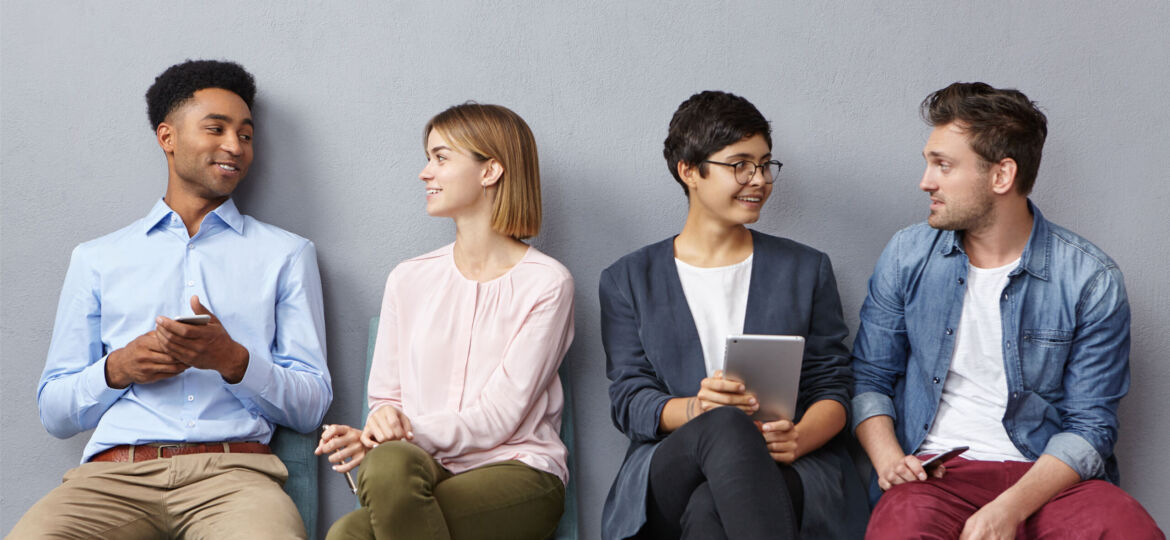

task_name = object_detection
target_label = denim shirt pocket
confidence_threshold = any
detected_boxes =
[1020,329,1073,395]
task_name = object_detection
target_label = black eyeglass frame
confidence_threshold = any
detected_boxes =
[701,159,784,185]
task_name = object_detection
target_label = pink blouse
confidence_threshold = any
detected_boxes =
[367,243,575,484]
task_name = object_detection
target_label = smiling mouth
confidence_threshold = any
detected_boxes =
[736,195,762,203]
[215,163,239,172]
[426,188,441,195]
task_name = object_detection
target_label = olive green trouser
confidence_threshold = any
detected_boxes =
[326,441,564,540]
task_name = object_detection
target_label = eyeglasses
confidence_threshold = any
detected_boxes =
[702,159,783,185]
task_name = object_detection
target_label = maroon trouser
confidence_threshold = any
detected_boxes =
[867,458,1164,539]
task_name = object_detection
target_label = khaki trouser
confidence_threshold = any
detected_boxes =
[327,441,564,540]
[6,452,305,540]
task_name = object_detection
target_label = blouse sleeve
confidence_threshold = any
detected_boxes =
[408,275,575,457]
[367,271,404,416]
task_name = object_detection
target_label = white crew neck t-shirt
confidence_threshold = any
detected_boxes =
[674,254,753,376]
[919,258,1029,462]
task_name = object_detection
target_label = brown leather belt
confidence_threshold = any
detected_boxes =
[89,442,271,463]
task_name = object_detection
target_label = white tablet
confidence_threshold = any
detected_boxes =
[722,334,805,422]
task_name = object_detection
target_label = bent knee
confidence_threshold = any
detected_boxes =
[356,441,440,502]
[359,441,433,480]
[693,406,761,443]
[1033,480,1163,538]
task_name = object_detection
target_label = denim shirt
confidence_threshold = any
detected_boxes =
[852,202,1130,483]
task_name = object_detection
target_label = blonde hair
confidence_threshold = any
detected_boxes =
[424,103,541,239]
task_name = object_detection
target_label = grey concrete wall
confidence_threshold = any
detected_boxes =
[3,2,1167,537]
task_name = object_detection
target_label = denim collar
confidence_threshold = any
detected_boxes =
[938,199,1051,281]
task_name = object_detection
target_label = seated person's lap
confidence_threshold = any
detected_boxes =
[869,459,1159,539]
[9,454,304,540]
[330,441,563,540]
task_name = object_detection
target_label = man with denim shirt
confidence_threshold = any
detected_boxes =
[852,82,1162,539]
[8,60,330,539]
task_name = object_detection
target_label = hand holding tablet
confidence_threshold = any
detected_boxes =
[722,334,805,422]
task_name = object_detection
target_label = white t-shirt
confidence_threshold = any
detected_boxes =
[675,254,753,376]
[919,258,1029,462]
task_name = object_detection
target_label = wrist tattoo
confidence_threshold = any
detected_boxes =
[686,397,699,420]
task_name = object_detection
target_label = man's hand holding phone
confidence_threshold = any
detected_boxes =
[104,330,188,388]
[875,446,967,490]
[154,295,250,383]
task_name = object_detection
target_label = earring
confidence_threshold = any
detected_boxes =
[482,184,488,199]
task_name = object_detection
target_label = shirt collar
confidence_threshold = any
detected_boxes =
[937,199,1051,281]
[1015,199,1051,280]
[141,198,245,235]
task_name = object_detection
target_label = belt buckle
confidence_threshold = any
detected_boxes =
[155,444,183,459]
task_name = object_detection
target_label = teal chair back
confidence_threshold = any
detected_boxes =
[272,426,319,539]
[363,317,578,539]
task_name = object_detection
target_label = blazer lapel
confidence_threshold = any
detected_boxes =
[743,229,774,335]
[650,237,707,395]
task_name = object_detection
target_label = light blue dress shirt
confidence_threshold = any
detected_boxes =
[38,198,332,463]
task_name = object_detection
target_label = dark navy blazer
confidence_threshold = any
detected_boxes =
[600,230,868,539]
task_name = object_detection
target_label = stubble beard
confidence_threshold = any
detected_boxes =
[927,190,994,232]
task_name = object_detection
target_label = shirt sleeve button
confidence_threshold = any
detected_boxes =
[933,377,940,384]
[945,328,953,335]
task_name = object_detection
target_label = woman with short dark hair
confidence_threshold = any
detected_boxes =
[602,91,868,539]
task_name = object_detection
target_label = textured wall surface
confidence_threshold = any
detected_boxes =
[3,2,1168,537]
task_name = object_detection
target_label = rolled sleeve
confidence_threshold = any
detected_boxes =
[851,233,911,427]
[1046,265,1129,477]
[851,391,897,431]
[1043,432,1106,480]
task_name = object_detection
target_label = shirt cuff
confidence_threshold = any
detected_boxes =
[851,391,896,432]
[226,346,273,400]
[1042,432,1106,480]
[84,355,130,405]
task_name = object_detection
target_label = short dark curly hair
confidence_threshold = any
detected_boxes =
[663,91,772,197]
[145,60,256,130]
[921,82,1047,195]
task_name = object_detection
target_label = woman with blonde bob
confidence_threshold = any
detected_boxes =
[318,103,574,539]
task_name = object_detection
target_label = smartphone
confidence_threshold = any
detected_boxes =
[921,445,968,473]
[174,314,211,326]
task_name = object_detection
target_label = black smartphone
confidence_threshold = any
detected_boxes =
[921,445,969,473]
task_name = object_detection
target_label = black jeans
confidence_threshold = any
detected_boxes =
[640,407,803,540]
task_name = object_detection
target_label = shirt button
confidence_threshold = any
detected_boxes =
[186,281,195,287]
[188,244,195,250]
[1012,392,1019,399]
[187,395,194,401]
[1003,293,1009,300]
[923,424,929,431]
[187,421,195,427]
[945,328,953,335]
[933,377,940,384]
[957,277,965,285]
